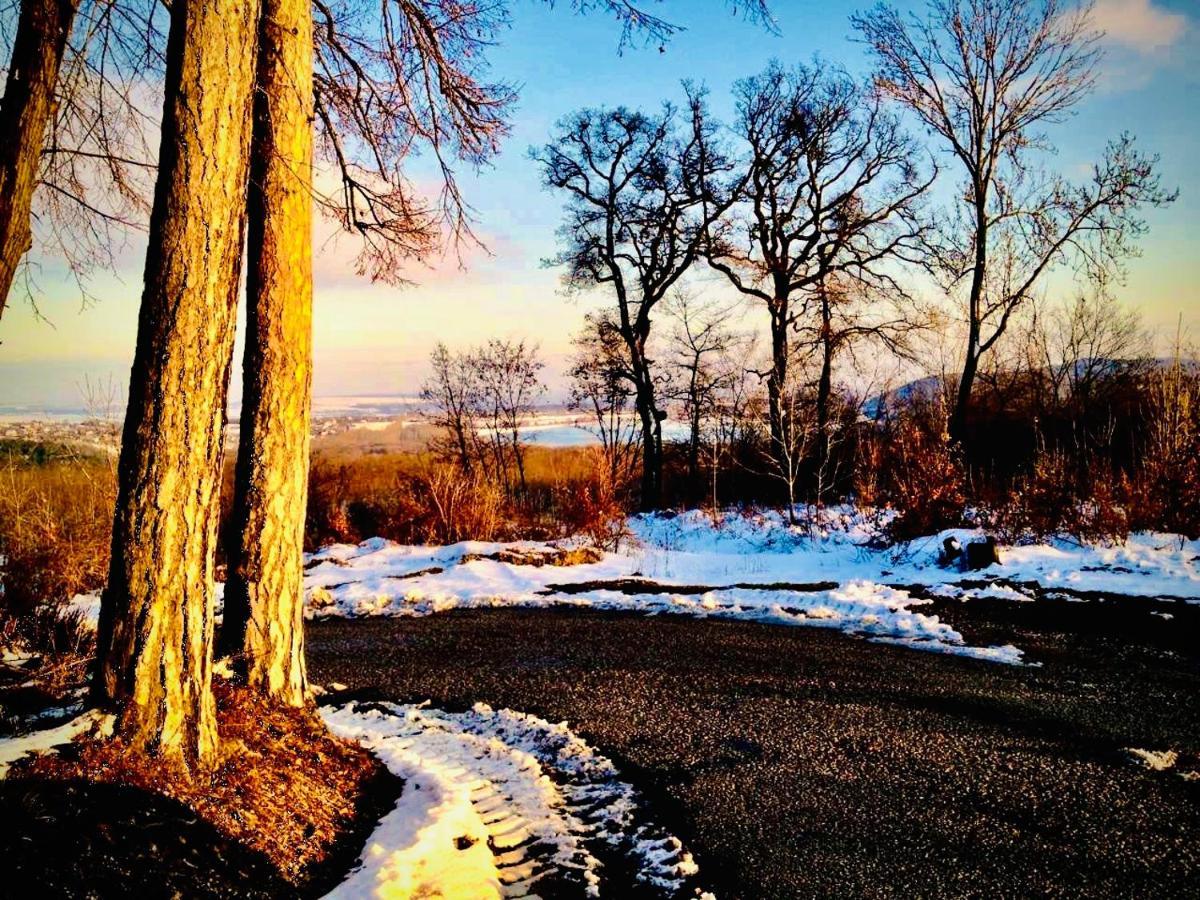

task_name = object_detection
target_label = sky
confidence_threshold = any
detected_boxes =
[1,0,1197,410]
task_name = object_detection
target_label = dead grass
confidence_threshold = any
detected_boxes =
[10,680,390,885]
[0,452,115,616]
[302,444,628,547]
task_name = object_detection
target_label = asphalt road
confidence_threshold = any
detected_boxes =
[306,595,1200,898]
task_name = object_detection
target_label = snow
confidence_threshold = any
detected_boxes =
[298,509,1199,665]
[0,710,109,777]
[1124,748,1179,771]
[66,507,1199,666]
[321,700,706,899]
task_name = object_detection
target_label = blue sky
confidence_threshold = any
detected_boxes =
[1,0,1197,408]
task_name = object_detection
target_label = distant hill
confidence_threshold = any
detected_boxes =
[862,357,1198,419]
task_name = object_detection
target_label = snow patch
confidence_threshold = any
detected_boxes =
[1125,747,1179,771]
[0,710,109,777]
[322,701,706,899]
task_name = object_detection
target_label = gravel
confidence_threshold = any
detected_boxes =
[307,596,1200,899]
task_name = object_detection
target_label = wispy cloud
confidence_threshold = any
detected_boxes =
[1090,0,1189,53]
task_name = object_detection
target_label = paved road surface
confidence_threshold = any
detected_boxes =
[306,595,1200,898]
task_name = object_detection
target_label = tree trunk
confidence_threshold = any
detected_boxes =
[814,293,834,494]
[634,371,663,512]
[511,425,528,495]
[767,296,794,508]
[950,347,979,445]
[767,301,788,456]
[218,0,313,707]
[0,0,79,320]
[686,364,701,491]
[94,0,260,766]
[950,198,989,445]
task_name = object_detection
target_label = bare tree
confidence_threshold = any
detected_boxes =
[793,274,925,490]
[703,60,933,498]
[535,90,734,510]
[310,0,774,283]
[747,347,820,521]
[565,0,774,50]
[422,342,482,473]
[1039,290,1148,406]
[665,288,742,492]
[473,338,544,497]
[854,0,1176,444]
[0,0,81,319]
[568,311,641,489]
[701,346,756,517]
[0,0,166,320]
[95,0,260,765]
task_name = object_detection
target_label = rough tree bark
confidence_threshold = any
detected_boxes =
[94,0,260,766]
[218,0,314,707]
[0,0,79,320]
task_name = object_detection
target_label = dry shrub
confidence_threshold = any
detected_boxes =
[418,463,507,543]
[555,448,631,550]
[304,453,429,547]
[879,415,966,542]
[0,452,112,692]
[1124,359,1200,538]
[990,450,1129,544]
[11,680,390,885]
[852,426,884,508]
[0,605,95,699]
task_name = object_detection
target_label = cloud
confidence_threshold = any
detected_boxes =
[1090,0,1188,53]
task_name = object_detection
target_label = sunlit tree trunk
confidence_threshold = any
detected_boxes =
[94,0,260,766]
[0,0,79,320]
[218,0,313,707]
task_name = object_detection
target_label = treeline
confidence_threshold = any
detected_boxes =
[526,0,1175,523]
[413,293,1200,544]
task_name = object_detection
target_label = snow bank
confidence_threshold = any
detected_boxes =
[66,507,1198,666]
[623,509,1200,600]
[321,701,707,899]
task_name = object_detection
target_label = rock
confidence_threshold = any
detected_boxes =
[939,537,963,567]
[965,537,1000,570]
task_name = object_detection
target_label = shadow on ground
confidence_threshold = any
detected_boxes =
[0,764,398,899]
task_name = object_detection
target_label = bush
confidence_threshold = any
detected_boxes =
[417,464,507,543]
[1124,360,1200,538]
[875,412,966,542]
[0,452,109,697]
[554,448,631,550]
[988,450,1129,545]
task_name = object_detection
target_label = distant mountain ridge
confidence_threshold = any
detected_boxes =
[862,356,1199,419]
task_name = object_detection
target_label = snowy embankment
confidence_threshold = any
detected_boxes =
[66,508,1200,664]
[320,700,707,899]
[300,509,1199,665]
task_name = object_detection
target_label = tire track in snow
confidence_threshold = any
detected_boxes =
[322,701,710,899]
